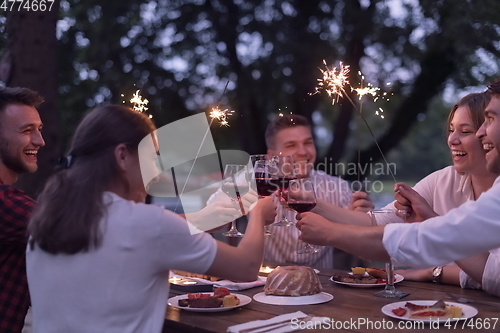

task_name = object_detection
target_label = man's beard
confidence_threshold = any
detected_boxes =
[0,140,34,174]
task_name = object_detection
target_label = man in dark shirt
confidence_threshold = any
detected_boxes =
[0,87,45,333]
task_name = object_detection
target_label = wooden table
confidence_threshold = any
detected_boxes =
[164,269,500,332]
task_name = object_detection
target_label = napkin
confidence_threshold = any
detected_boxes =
[170,272,266,291]
[227,311,329,333]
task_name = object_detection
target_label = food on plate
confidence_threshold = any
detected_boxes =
[177,287,239,308]
[391,300,463,319]
[264,266,322,297]
[365,268,388,279]
[171,270,220,281]
[179,297,223,308]
[351,267,366,275]
[213,287,231,298]
[222,294,240,307]
[446,305,464,318]
[331,272,380,284]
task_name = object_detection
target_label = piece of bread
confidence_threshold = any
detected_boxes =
[365,268,387,279]
[351,267,366,275]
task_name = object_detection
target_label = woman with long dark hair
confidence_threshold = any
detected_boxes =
[27,105,274,332]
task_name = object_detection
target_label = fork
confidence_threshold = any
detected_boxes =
[239,315,313,333]
[446,291,500,307]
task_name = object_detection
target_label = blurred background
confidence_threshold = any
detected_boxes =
[2,0,500,210]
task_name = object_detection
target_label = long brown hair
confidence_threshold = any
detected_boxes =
[29,105,156,254]
[446,92,491,132]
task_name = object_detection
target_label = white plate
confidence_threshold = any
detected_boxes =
[168,293,251,312]
[382,300,478,322]
[330,273,404,288]
[253,292,333,305]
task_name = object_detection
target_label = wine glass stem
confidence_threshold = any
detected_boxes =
[280,192,289,222]
[386,262,395,288]
[229,221,238,231]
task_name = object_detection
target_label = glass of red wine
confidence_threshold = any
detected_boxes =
[287,178,320,254]
[270,155,297,227]
[250,154,269,165]
[253,160,277,236]
[221,164,249,237]
[369,209,409,298]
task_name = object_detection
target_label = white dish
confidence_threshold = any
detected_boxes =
[330,273,404,288]
[382,300,478,322]
[168,293,251,312]
[253,292,333,305]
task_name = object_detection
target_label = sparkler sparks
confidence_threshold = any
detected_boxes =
[209,107,234,126]
[353,85,380,100]
[312,60,397,183]
[311,60,350,105]
[130,90,150,114]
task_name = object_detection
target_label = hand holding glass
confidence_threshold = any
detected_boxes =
[287,178,320,254]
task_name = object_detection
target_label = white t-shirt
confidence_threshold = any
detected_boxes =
[377,166,474,225]
[383,176,500,297]
[27,192,217,333]
[378,166,500,295]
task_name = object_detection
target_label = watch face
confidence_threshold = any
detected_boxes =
[432,266,443,282]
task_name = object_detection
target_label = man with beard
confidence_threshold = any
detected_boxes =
[296,79,500,294]
[0,87,45,332]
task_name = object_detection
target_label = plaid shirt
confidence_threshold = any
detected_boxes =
[0,181,35,333]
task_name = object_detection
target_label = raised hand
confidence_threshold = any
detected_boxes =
[393,183,438,222]
[251,195,277,226]
[349,191,375,212]
[240,187,259,214]
[295,212,333,246]
[185,200,241,232]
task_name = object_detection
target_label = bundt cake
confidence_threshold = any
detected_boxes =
[264,266,322,296]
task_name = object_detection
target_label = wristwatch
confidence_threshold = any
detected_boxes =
[432,266,443,283]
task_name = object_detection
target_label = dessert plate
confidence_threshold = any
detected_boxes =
[253,292,333,305]
[168,293,251,312]
[382,300,478,322]
[330,273,404,288]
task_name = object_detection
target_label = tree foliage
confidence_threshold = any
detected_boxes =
[3,0,500,194]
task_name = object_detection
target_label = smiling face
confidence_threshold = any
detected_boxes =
[477,95,500,175]
[267,125,316,178]
[447,106,488,176]
[0,104,45,182]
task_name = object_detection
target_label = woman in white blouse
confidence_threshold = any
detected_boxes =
[391,92,499,295]
[313,92,500,296]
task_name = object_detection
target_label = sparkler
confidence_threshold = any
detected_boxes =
[129,90,153,118]
[311,60,350,105]
[313,61,397,183]
[173,82,233,212]
[123,89,168,196]
[209,107,234,127]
